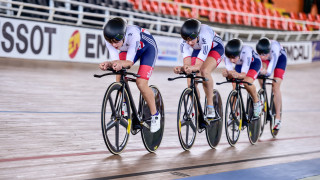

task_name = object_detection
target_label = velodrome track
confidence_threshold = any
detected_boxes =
[1,58,320,179]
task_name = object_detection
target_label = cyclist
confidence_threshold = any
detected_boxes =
[222,38,262,118]
[256,37,287,130]
[99,17,160,133]
[173,19,224,120]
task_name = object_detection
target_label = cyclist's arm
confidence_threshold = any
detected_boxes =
[266,43,281,76]
[196,30,213,61]
[181,41,192,60]
[240,47,252,75]
[105,41,120,61]
[183,58,203,73]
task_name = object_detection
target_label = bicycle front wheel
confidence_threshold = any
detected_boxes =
[225,90,241,147]
[177,88,198,150]
[258,89,267,138]
[205,89,223,149]
[246,95,261,145]
[101,82,131,155]
[140,85,165,153]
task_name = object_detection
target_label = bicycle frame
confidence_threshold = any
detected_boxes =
[259,76,276,121]
[94,69,144,130]
[168,72,219,129]
[189,75,206,128]
[217,78,253,124]
[234,82,250,124]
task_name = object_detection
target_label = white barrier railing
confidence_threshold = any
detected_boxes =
[0,0,319,42]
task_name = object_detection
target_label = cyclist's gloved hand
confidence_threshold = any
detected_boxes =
[183,65,192,74]
[99,61,111,71]
[112,61,123,72]
[173,66,182,74]
[231,71,239,79]
[222,69,228,77]
[260,69,268,75]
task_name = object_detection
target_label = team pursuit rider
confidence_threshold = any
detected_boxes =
[99,17,161,133]
[256,37,287,130]
[222,38,262,119]
[173,19,225,120]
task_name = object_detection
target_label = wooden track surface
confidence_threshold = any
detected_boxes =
[1,58,320,179]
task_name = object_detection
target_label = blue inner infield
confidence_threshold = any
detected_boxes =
[181,158,320,180]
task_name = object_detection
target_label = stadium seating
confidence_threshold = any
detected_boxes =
[127,0,318,31]
[7,0,319,31]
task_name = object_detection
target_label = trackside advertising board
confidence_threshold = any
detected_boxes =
[0,17,315,66]
[0,16,181,66]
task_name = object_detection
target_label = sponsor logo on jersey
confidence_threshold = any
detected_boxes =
[68,30,80,59]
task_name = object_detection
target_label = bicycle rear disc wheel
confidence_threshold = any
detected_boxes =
[225,90,241,146]
[101,83,131,155]
[177,88,198,150]
[258,89,267,138]
[246,95,261,145]
[205,89,223,149]
[140,85,165,153]
[270,93,282,138]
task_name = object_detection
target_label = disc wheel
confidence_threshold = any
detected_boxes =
[140,85,165,153]
[246,95,261,145]
[270,92,282,138]
[258,89,267,138]
[205,89,223,149]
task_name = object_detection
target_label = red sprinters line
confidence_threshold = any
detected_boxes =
[0,135,320,163]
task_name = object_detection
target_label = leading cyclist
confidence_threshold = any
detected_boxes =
[256,37,287,130]
[173,19,224,120]
[222,38,262,118]
[99,17,160,133]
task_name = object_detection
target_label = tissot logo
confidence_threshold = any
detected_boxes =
[68,30,80,59]
[0,21,56,55]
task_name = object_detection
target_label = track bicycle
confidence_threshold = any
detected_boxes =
[257,75,282,138]
[217,78,261,146]
[94,68,165,154]
[168,71,223,150]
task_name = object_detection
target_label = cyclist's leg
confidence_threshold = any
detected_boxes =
[272,51,287,120]
[189,50,201,97]
[244,55,262,103]
[136,77,156,114]
[258,60,269,88]
[200,43,224,106]
[136,35,157,115]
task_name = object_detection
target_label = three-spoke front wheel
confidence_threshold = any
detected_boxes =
[225,90,242,147]
[177,88,198,150]
[101,82,131,155]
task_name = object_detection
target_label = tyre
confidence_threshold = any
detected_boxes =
[205,89,223,149]
[225,90,241,146]
[101,82,131,155]
[140,85,165,153]
[177,88,198,150]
